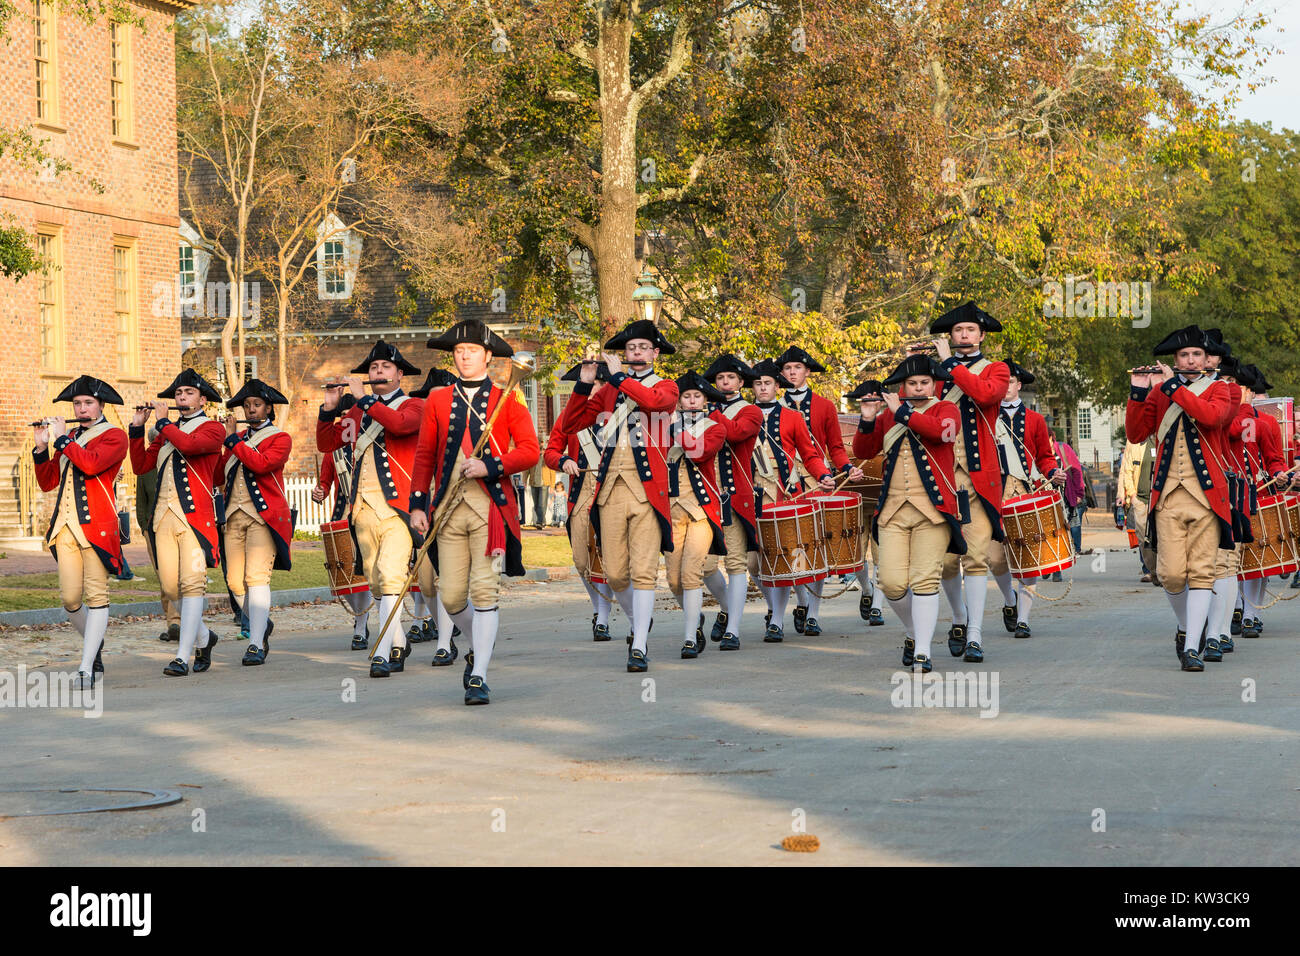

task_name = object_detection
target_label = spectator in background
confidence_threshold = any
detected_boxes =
[548,480,567,527]
[512,472,526,525]
[1050,430,1086,581]
[1118,439,1156,582]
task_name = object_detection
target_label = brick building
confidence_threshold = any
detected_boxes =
[0,0,193,550]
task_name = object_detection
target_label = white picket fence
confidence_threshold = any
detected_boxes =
[284,475,332,534]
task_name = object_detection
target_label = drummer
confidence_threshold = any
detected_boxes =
[845,379,888,626]
[852,355,965,673]
[988,361,1066,639]
[749,359,834,644]
[1206,350,1247,658]
[407,366,458,659]
[313,450,375,649]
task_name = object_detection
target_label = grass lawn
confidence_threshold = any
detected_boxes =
[1,537,572,614]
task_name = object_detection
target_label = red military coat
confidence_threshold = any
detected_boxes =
[542,415,601,517]
[1126,376,1235,548]
[409,382,539,578]
[220,423,294,570]
[996,402,1059,488]
[130,414,226,567]
[853,397,965,554]
[752,403,831,514]
[1235,405,1287,484]
[34,420,128,575]
[939,357,1011,539]
[670,412,728,555]
[710,396,764,549]
[783,389,851,472]
[560,370,680,552]
[316,391,424,523]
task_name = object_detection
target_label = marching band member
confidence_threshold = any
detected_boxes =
[778,346,864,636]
[1206,351,1245,658]
[1125,325,1235,671]
[32,376,128,689]
[928,302,1010,664]
[544,363,614,641]
[702,355,764,647]
[988,361,1065,639]
[667,372,728,658]
[853,355,965,673]
[409,320,538,704]
[313,447,373,649]
[130,369,226,677]
[220,380,293,666]
[559,319,679,672]
[408,366,458,653]
[318,341,423,678]
[748,359,834,644]
[845,379,887,625]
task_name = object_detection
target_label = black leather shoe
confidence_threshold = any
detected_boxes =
[1002,604,1017,633]
[1242,618,1261,639]
[463,651,475,690]
[859,595,872,621]
[1013,622,1031,639]
[626,617,653,646]
[370,657,391,678]
[464,676,490,705]
[1219,634,1234,653]
[721,632,743,649]
[762,624,782,644]
[680,640,699,659]
[1202,638,1223,662]
[1230,608,1243,635]
[390,645,406,673]
[432,637,459,666]
[352,622,370,651]
[912,653,933,674]
[163,657,189,677]
[793,605,808,634]
[868,607,884,626]
[193,632,218,673]
[453,625,462,637]
[593,623,611,642]
[589,613,598,639]
[1181,648,1204,672]
[1292,572,1300,589]
[803,617,821,636]
[159,623,180,643]
[1175,628,1186,660]
[902,637,915,668]
[406,622,429,645]
[947,623,967,658]
[92,642,104,675]
[963,640,983,663]
[627,648,648,672]
[242,644,266,666]
[695,614,706,651]
[1253,617,1265,634]
[710,612,728,642]
[1051,571,1063,582]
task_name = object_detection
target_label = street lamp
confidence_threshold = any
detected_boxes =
[631,271,664,325]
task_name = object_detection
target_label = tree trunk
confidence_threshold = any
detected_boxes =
[592,13,639,337]
[277,281,290,405]
[820,247,853,327]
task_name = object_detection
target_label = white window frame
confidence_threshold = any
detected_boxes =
[316,213,361,300]
[178,219,212,314]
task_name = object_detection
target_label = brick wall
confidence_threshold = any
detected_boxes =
[0,1,187,449]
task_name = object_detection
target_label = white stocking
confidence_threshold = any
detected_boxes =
[470,607,498,679]
[994,571,1017,607]
[1166,587,1188,631]
[78,606,108,674]
[246,584,271,650]
[965,574,988,644]
[725,574,747,638]
[178,596,206,660]
[682,588,703,645]
[375,594,402,659]
[942,574,967,624]
[887,591,914,639]
[631,588,655,654]
[911,592,940,660]
[1186,588,1212,649]
[435,594,455,652]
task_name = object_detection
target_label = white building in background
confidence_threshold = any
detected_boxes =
[1023,394,1125,473]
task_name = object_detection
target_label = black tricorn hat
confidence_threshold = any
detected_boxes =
[1003,360,1036,386]
[425,319,513,358]
[1152,324,1208,357]
[560,361,611,383]
[1239,363,1270,393]
[226,379,288,408]
[159,368,222,403]
[1202,328,1232,358]
[604,319,675,355]
[749,359,793,389]
[930,301,1002,334]
[775,345,827,374]
[55,375,123,405]
[352,339,421,375]
[675,371,725,404]
[409,367,456,398]
[702,354,757,385]
[883,355,952,387]
[846,379,885,402]
[1217,355,1241,381]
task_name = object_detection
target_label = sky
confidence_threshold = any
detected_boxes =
[1187,0,1300,131]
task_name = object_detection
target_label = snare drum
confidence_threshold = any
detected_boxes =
[322,519,370,596]
[756,500,829,588]
[1285,494,1300,550]
[1239,493,1299,580]
[587,532,606,586]
[1001,491,1074,579]
[807,490,865,575]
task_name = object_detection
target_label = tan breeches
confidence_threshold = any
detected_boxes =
[223,510,275,596]
[942,471,993,578]
[353,500,413,595]
[878,502,949,600]
[54,525,109,611]
[153,510,208,602]
[666,504,714,595]
[417,551,437,602]
[1214,545,1241,578]
[705,517,752,576]
[435,500,499,612]
[598,479,661,591]
[1155,486,1219,592]
[570,481,596,577]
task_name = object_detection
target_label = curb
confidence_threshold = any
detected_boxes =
[0,568,563,628]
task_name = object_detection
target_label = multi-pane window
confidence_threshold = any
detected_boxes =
[1077,406,1092,441]
[178,242,197,305]
[114,242,139,375]
[110,22,132,139]
[321,239,346,295]
[37,230,63,370]
[34,1,57,121]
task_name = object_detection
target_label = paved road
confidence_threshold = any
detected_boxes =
[3,550,1298,865]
